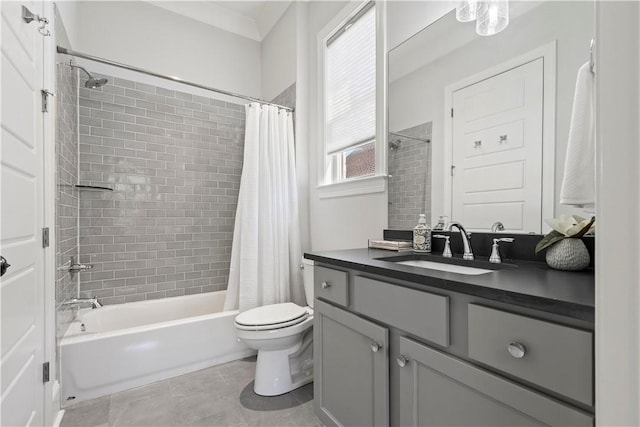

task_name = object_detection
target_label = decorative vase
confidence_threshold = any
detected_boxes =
[545,238,590,271]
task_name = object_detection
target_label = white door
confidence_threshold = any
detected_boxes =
[451,58,543,232]
[1,1,46,426]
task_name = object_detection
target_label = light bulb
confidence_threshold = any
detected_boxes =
[476,0,509,36]
[456,1,486,23]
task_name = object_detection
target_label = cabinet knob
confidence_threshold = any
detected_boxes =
[371,341,382,353]
[508,342,526,359]
[321,281,331,289]
[396,355,409,367]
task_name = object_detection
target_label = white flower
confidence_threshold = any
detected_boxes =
[545,215,595,237]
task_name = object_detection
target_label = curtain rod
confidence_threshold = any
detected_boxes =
[57,46,294,112]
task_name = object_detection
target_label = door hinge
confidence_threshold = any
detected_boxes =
[451,108,454,118]
[41,89,54,113]
[42,227,50,248]
[43,362,50,383]
[451,165,456,176]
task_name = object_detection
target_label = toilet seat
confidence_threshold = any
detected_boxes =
[235,303,309,331]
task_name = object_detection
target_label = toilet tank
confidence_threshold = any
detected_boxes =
[302,258,314,308]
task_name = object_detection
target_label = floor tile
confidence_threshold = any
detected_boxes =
[168,365,227,399]
[60,396,110,427]
[185,411,249,427]
[60,358,323,427]
[108,381,177,427]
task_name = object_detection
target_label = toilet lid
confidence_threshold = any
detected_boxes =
[235,303,308,329]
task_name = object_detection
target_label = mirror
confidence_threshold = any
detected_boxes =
[388,1,594,233]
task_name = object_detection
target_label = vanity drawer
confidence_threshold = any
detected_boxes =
[353,276,449,347]
[315,266,349,307]
[468,304,593,406]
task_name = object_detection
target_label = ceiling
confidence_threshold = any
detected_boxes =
[146,1,292,42]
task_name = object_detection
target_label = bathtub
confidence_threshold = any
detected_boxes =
[60,290,254,404]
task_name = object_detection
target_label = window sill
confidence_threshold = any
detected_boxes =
[317,175,387,199]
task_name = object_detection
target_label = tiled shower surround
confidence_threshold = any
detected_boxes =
[271,82,296,109]
[55,61,79,337]
[77,73,245,304]
[388,122,432,230]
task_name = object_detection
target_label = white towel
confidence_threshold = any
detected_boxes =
[560,61,595,212]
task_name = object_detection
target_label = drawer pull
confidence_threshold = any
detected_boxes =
[508,342,526,359]
[371,341,382,353]
[321,281,331,289]
[397,355,409,367]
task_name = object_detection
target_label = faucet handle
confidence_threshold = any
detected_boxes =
[489,238,514,263]
[494,238,514,244]
[433,235,452,258]
[90,296,103,308]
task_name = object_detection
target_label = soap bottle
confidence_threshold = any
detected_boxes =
[413,214,431,253]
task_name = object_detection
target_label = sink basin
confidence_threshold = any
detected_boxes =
[394,260,494,275]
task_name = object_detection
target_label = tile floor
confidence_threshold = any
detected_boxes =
[60,357,324,427]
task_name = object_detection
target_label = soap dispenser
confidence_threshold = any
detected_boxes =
[413,214,431,253]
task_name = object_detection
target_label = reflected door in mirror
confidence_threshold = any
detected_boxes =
[450,58,543,232]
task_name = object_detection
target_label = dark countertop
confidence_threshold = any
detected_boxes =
[304,248,595,322]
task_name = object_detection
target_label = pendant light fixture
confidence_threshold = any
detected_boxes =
[455,0,509,36]
[476,0,509,36]
[456,1,483,22]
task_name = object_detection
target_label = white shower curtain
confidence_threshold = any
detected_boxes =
[224,104,304,312]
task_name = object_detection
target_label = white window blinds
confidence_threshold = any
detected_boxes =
[326,3,376,155]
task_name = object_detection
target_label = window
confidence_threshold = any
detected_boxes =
[324,2,376,185]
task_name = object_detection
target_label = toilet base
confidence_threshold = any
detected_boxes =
[253,330,313,396]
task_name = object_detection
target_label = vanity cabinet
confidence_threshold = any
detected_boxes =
[314,298,389,427]
[312,264,594,427]
[398,337,593,427]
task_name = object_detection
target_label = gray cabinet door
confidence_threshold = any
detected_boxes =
[314,299,389,427]
[398,337,593,427]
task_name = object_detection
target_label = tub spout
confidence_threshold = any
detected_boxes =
[69,263,93,272]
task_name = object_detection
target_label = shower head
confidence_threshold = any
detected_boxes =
[389,139,402,150]
[85,77,108,89]
[69,61,108,89]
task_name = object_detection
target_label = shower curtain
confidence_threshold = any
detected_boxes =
[224,104,304,312]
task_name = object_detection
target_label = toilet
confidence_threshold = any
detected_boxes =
[234,259,315,396]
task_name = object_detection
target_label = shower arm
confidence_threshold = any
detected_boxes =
[69,62,92,80]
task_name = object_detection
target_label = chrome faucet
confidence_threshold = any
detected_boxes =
[444,222,474,260]
[62,297,103,309]
[491,221,505,232]
[69,263,93,273]
[64,257,93,279]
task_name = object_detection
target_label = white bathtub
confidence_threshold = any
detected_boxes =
[60,290,254,404]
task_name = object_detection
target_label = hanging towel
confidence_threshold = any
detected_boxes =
[560,61,595,212]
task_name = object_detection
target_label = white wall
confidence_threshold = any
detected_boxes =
[57,1,262,98]
[387,1,454,50]
[295,2,311,255]
[261,2,298,101]
[595,2,640,424]
[55,1,79,47]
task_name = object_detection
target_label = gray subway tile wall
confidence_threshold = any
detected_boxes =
[388,122,432,230]
[55,61,79,340]
[77,72,246,305]
[271,83,296,110]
